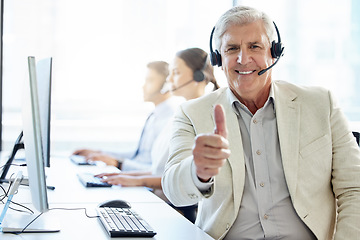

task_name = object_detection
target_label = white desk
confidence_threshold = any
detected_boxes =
[0,156,214,240]
[11,157,163,204]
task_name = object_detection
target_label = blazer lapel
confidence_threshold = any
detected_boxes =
[273,82,300,199]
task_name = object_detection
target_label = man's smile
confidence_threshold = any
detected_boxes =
[235,70,256,75]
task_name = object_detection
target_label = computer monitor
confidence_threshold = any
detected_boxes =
[0,57,52,182]
[0,57,59,233]
[22,56,49,212]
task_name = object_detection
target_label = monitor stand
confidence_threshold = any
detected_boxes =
[0,171,60,233]
[1,213,60,233]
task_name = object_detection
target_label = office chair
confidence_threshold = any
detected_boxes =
[353,131,360,146]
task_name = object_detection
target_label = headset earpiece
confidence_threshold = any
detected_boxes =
[270,22,284,58]
[270,41,283,58]
[209,27,222,67]
[193,54,209,82]
[193,70,205,82]
[210,49,222,67]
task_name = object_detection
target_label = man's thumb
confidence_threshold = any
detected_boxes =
[214,104,228,139]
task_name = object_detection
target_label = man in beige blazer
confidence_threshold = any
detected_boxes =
[162,6,360,240]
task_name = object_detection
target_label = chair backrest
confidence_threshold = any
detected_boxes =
[353,131,360,146]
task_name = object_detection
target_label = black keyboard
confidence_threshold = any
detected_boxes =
[97,207,156,237]
[77,173,112,187]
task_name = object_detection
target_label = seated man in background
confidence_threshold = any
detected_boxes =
[73,61,183,171]
[161,6,360,240]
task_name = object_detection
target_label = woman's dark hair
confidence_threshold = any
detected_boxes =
[176,48,219,91]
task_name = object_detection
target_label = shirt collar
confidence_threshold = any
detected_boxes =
[228,83,276,116]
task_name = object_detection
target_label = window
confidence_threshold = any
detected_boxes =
[2,0,359,153]
[2,0,231,152]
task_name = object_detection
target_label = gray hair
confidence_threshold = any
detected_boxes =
[213,6,275,51]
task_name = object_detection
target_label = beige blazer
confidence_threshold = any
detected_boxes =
[162,80,360,240]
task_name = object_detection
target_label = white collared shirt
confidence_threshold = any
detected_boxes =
[224,86,316,240]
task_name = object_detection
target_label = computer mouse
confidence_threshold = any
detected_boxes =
[98,199,131,208]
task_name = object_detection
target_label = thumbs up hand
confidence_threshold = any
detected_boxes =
[193,104,231,182]
[214,104,228,139]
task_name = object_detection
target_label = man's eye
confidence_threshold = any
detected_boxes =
[250,45,260,49]
[225,47,238,52]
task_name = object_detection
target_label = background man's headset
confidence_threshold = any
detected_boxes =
[209,21,284,76]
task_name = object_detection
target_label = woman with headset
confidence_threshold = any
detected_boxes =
[165,47,219,100]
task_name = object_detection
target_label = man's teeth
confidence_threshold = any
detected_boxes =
[236,70,254,75]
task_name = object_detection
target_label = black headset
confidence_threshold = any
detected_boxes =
[192,55,208,82]
[209,21,284,68]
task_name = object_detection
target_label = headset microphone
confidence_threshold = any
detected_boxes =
[160,79,194,94]
[258,56,281,76]
[171,79,194,92]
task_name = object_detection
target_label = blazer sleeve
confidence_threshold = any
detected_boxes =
[329,90,360,239]
[161,104,213,206]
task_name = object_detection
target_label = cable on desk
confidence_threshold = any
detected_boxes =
[0,184,7,202]
[0,175,12,202]
[10,207,100,235]
[48,207,99,218]
[0,176,35,215]
[9,201,34,215]
[0,169,98,234]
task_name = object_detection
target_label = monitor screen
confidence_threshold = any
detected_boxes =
[21,56,49,212]
[36,57,52,168]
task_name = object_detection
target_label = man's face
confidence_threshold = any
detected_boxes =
[142,68,165,102]
[220,20,273,100]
